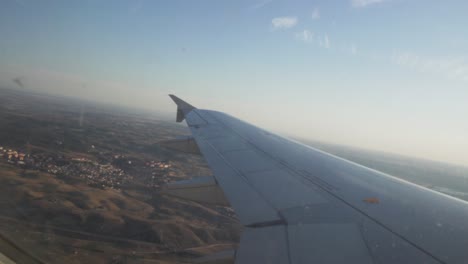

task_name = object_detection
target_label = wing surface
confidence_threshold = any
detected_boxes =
[169,95,468,264]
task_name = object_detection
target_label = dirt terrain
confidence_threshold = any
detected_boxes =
[0,88,241,263]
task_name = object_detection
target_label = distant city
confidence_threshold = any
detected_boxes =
[0,144,176,190]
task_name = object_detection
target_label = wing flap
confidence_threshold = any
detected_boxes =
[288,223,373,264]
[235,226,289,264]
[193,135,282,226]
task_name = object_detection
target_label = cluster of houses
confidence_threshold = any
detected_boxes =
[145,160,172,169]
[53,161,131,190]
[1,145,178,190]
[0,146,27,165]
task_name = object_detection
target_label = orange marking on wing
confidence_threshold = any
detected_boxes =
[363,197,380,204]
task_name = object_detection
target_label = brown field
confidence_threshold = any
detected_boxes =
[0,88,240,263]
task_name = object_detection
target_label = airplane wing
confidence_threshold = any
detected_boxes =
[167,95,468,264]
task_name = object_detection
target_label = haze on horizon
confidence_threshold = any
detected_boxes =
[1,0,468,166]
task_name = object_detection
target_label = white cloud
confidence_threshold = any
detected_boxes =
[392,51,468,82]
[295,30,314,42]
[317,34,330,49]
[271,16,298,30]
[351,0,386,8]
[250,0,273,10]
[293,30,333,50]
[311,8,320,20]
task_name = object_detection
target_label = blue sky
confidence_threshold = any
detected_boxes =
[1,0,468,165]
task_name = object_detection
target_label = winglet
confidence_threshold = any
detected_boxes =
[169,95,196,122]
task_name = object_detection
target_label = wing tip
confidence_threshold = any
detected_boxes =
[168,94,195,109]
[168,94,196,122]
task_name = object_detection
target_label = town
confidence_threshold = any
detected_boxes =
[0,145,173,190]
